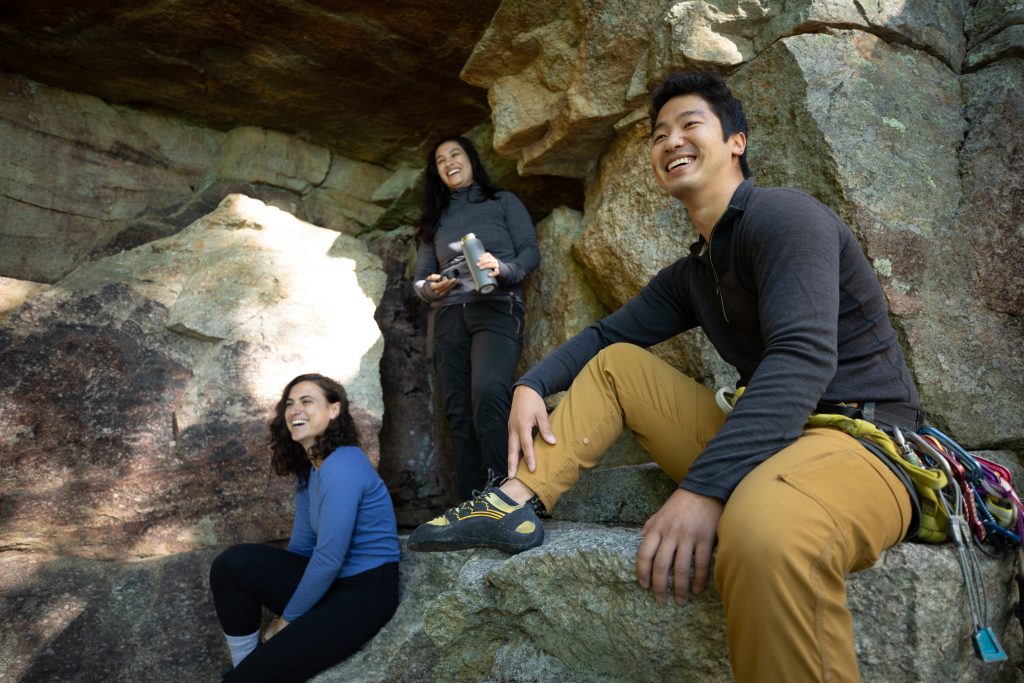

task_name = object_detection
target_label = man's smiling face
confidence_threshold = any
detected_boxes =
[650,93,745,202]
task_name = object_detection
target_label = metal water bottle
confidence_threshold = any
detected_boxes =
[461,233,497,294]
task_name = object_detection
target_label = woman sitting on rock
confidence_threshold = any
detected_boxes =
[413,134,540,498]
[209,373,401,682]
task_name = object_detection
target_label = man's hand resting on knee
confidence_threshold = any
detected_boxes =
[636,489,724,606]
[507,385,556,479]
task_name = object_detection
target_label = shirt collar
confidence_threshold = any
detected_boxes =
[450,183,479,200]
[689,178,753,255]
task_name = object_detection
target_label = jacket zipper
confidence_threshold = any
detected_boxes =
[706,230,730,324]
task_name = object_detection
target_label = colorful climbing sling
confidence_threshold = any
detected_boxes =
[717,388,1024,663]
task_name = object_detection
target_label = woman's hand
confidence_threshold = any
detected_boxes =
[477,252,501,278]
[427,273,458,296]
[262,616,290,642]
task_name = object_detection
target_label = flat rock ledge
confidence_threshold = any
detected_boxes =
[319,522,1023,683]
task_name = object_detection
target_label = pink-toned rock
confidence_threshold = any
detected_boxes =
[462,0,666,178]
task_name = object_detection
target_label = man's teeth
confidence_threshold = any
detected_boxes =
[668,157,694,171]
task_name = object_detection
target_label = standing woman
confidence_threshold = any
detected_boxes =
[210,374,401,682]
[414,135,540,498]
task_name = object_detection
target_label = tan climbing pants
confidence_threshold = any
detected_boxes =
[516,343,912,683]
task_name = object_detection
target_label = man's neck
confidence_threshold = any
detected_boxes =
[681,176,744,242]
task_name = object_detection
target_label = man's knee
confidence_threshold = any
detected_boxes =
[584,343,657,389]
[594,342,649,368]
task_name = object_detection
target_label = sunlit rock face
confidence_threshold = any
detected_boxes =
[0,277,50,322]
[0,195,385,559]
[0,72,391,284]
[462,0,668,178]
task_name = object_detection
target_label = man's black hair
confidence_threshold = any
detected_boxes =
[649,70,751,179]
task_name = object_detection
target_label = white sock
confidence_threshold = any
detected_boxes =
[225,630,260,668]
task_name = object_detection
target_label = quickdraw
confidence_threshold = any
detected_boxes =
[901,429,1010,663]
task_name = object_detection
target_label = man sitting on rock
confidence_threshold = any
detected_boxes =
[409,69,923,682]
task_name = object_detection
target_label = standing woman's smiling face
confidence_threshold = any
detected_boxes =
[435,141,475,191]
[285,381,340,451]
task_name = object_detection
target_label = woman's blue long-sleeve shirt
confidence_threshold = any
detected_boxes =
[282,446,400,622]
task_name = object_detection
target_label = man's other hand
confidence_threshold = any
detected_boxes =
[507,385,556,478]
[636,488,724,605]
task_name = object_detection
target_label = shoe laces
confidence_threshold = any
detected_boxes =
[447,488,498,520]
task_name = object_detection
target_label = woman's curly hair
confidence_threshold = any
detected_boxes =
[268,373,360,487]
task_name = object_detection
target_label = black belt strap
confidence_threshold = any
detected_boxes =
[815,400,924,431]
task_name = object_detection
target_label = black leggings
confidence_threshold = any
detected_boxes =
[209,544,399,682]
[432,298,524,498]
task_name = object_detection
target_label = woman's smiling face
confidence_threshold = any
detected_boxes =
[435,140,475,191]
[285,380,340,451]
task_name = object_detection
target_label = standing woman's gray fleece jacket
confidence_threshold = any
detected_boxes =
[414,185,539,305]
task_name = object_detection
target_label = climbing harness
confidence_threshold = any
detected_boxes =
[718,388,1024,664]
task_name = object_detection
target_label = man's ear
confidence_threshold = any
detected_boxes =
[730,131,747,160]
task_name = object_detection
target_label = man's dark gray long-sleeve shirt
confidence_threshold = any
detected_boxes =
[517,180,920,501]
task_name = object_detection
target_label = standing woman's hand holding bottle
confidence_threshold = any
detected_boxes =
[477,251,501,278]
